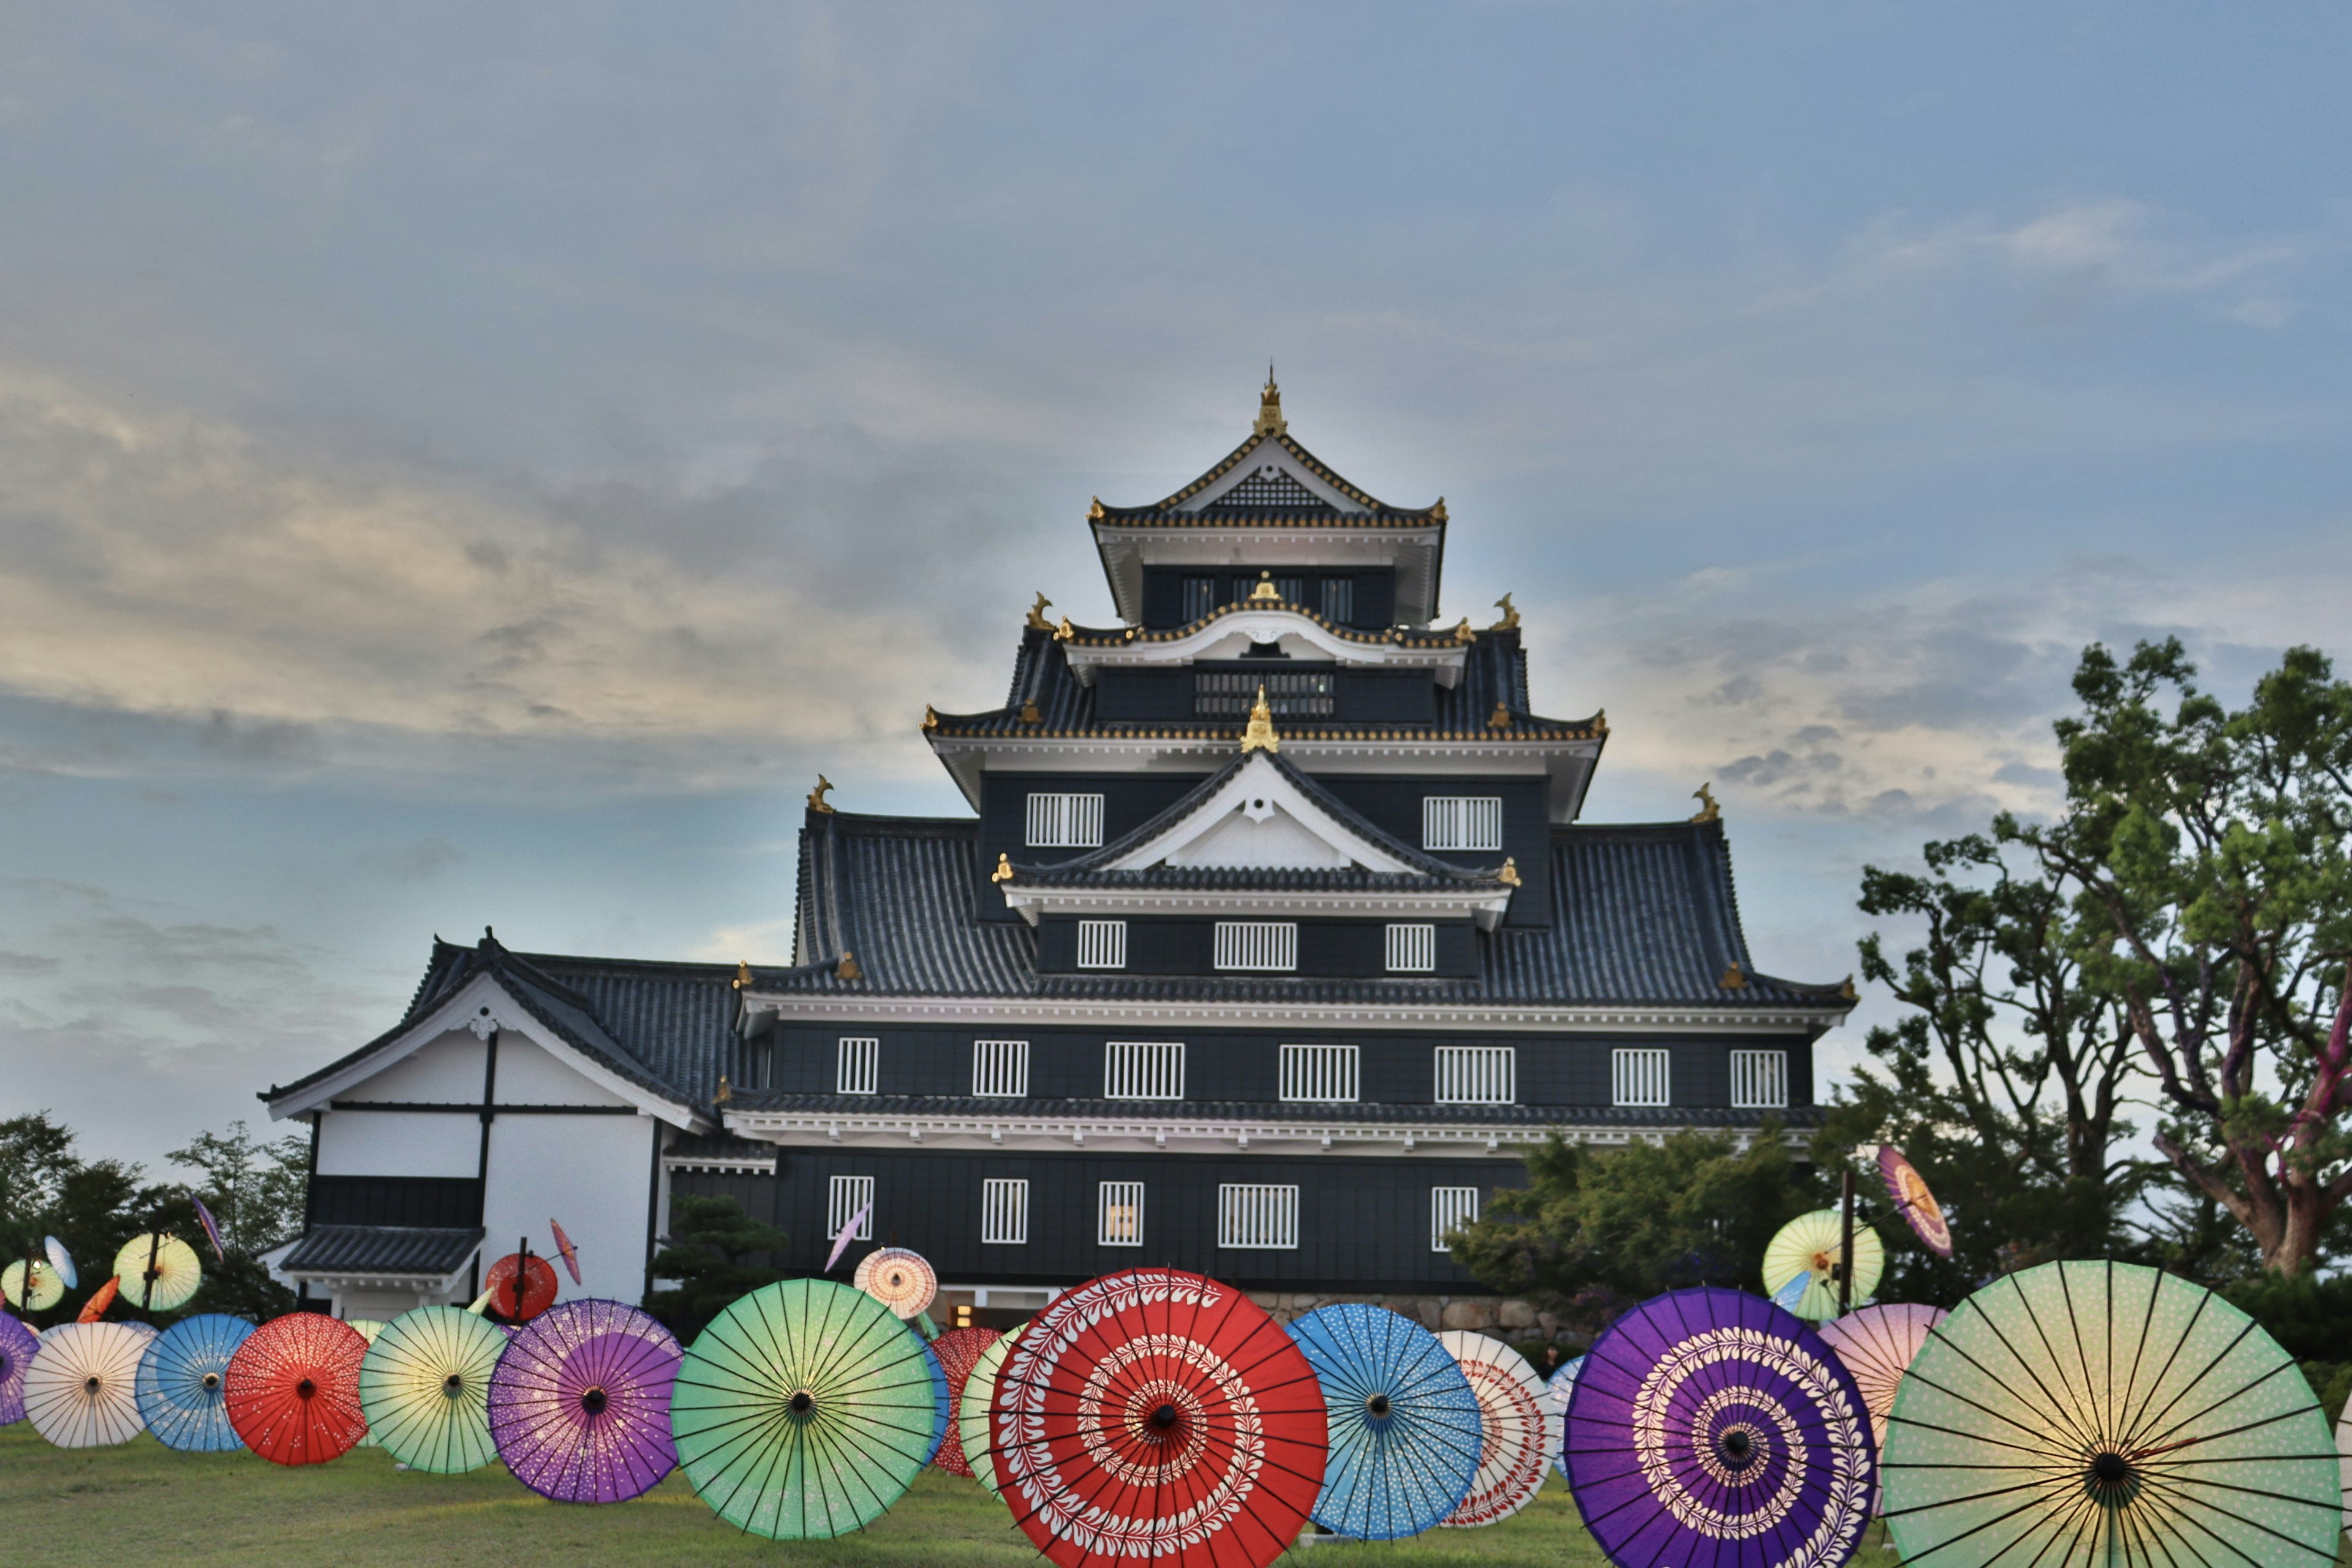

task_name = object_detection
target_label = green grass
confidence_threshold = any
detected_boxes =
[0,1423,1911,1566]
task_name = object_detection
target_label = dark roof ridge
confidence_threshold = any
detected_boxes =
[808,811,980,835]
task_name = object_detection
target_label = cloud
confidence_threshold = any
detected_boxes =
[357,838,462,881]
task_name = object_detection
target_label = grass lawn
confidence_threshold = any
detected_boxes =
[1,1423,1913,1567]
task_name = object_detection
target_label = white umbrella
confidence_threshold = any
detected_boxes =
[23,1322,148,1447]
[1436,1330,1559,1528]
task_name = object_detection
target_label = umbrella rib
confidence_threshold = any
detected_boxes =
[2132,1469,2340,1562]
[2112,1286,2226,1453]
[1991,1272,2105,1458]
[2125,1357,2303,1458]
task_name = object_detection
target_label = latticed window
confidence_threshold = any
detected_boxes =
[1614,1048,1672,1107]
[1385,923,1436,973]
[1422,796,1504,852]
[1026,792,1104,848]
[1076,919,1126,970]
[1431,1186,1479,1252]
[1280,1044,1359,1102]
[1320,578,1354,624]
[1434,1046,1515,1104]
[1730,1050,1788,1109]
[981,1180,1028,1245]
[1104,1041,1184,1099]
[836,1036,879,1096]
[1181,576,1218,621]
[1212,468,1322,509]
[972,1039,1029,1098]
[1098,1182,1144,1246]
[1218,1184,1299,1249]
[1214,921,1297,972]
[1194,668,1335,717]
[827,1175,873,1242]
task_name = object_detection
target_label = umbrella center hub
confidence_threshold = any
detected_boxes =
[1150,1403,1179,1430]
[581,1386,609,1416]
[84,1374,101,1394]
[1366,1393,1392,1419]
[788,1389,815,1417]
[1716,1423,1762,1471]
[2087,1451,2139,1506]
[201,1372,220,1390]
[296,1378,316,1399]
[443,1373,466,1397]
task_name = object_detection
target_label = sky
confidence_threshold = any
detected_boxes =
[2,4,2349,1168]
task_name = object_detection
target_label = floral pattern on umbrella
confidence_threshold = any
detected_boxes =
[136,1313,253,1452]
[1875,1147,1953,1258]
[0,1313,37,1425]
[490,1297,681,1504]
[1436,1330,1559,1528]
[225,1312,369,1466]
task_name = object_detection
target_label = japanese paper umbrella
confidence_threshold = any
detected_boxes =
[548,1219,582,1286]
[1546,1355,1586,1482]
[853,1247,938,1321]
[929,1325,1000,1477]
[2338,1404,2351,1535]
[488,1297,682,1504]
[1815,1302,1945,1494]
[918,1336,950,1466]
[1435,1330,1559,1528]
[959,1324,1021,1499]
[113,1232,202,1313]
[360,1305,509,1474]
[137,1313,254,1451]
[1877,1145,1955,1257]
[22,1321,148,1447]
[483,1250,559,1322]
[0,1312,37,1425]
[990,1267,1327,1568]
[2,1259,62,1313]
[346,1320,386,1446]
[225,1312,369,1465]
[670,1277,939,1538]
[1565,1286,1875,1568]
[1883,1259,2339,1567]
[1763,1210,1884,1322]
[1289,1302,1481,1539]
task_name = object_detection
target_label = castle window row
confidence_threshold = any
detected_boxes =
[1074,918,1441,974]
[828,1174,1476,1255]
[819,1037,1790,1109]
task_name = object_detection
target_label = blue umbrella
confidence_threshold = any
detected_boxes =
[1287,1303,1483,1539]
[1545,1354,1586,1481]
[919,1336,949,1466]
[43,1237,76,1291]
[137,1313,252,1451]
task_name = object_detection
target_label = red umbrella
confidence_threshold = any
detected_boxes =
[483,1251,558,1322]
[990,1268,1327,1568]
[225,1313,369,1465]
[76,1276,121,1323]
[929,1325,1000,1477]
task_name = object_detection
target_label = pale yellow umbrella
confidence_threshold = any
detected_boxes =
[1762,1210,1883,1322]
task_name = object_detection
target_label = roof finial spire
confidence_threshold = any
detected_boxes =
[1240,685,1281,753]
[1255,366,1286,437]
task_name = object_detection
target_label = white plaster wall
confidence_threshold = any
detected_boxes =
[315,1110,480,1178]
[483,1112,658,1305]
[490,1035,631,1106]
[355,1031,494,1102]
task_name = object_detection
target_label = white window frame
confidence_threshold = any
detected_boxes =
[836,1036,880,1096]
[1730,1049,1789,1110]
[1025,791,1105,849]
[1614,1047,1672,1107]
[1104,1041,1185,1101]
[1422,796,1504,853]
[1098,1182,1144,1247]
[1280,1043,1360,1103]
[826,1175,873,1242]
[971,1039,1030,1098]
[1433,1045,1515,1105]
[1213,920,1297,973]
[981,1178,1029,1245]
[1217,1184,1300,1250]
[1076,919,1126,970]
[1431,1186,1480,1253]
[1385,922,1436,973]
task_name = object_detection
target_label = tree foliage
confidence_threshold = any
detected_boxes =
[646,1194,788,1341]
[1447,1125,1826,1339]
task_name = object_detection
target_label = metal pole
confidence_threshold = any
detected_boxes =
[141,1225,162,1315]
[1838,1169,1857,1316]
[512,1236,529,1319]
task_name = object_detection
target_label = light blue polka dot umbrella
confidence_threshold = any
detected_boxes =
[919,1338,949,1466]
[1546,1354,1585,1481]
[1287,1304,1482,1539]
[137,1314,254,1452]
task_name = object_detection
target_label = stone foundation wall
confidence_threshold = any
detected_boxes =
[1246,1291,1562,1341]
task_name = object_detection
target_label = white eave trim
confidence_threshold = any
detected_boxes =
[997,886,1512,925]
[279,1263,475,1291]
[1061,609,1468,685]
[264,971,712,1133]
[737,991,1851,1035]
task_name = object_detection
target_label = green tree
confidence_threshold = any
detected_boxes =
[168,1120,309,1254]
[645,1194,788,1341]
[1447,1125,1825,1338]
[2012,641,2352,1275]
[0,1111,177,1326]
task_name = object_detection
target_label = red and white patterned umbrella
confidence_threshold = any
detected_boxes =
[1435,1330,1558,1527]
[990,1268,1327,1568]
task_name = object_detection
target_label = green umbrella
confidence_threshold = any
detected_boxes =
[670,1278,938,1538]
[1884,1259,2338,1567]
[358,1306,508,1474]
[956,1323,1022,1500]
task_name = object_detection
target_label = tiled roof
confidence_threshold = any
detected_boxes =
[725,1093,1821,1129]
[1093,428,1441,522]
[927,624,1602,744]
[280,1225,483,1277]
[776,810,1847,1009]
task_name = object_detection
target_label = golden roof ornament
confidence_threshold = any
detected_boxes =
[1720,962,1748,990]
[1249,571,1281,603]
[990,852,1016,884]
[921,704,940,731]
[1453,618,1477,643]
[1240,685,1280,753]
[1026,592,1054,631]
[714,1075,731,1104]
[1054,616,1075,641]
[835,951,861,981]
[1431,498,1448,521]
[807,775,836,813]
[732,959,752,990]
[1592,708,1609,735]
[1490,594,1520,631]
[1839,974,1858,1001]
[1020,698,1042,724]
[1254,368,1287,437]
[1691,783,1721,823]
[1498,857,1522,888]
[1488,704,1513,729]
[1088,496,1105,521]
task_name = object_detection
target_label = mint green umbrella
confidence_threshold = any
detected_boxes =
[1883,1260,2337,1567]
[359,1306,508,1474]
[669,1278,938,1539]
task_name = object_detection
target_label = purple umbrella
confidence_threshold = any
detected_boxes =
[0,1313,37,1425]
[1565,1287,1875,1568]
[487,1297,682,1504]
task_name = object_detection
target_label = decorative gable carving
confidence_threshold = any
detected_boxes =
[1180,439,1363,514]
[1107,753,1417,875]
